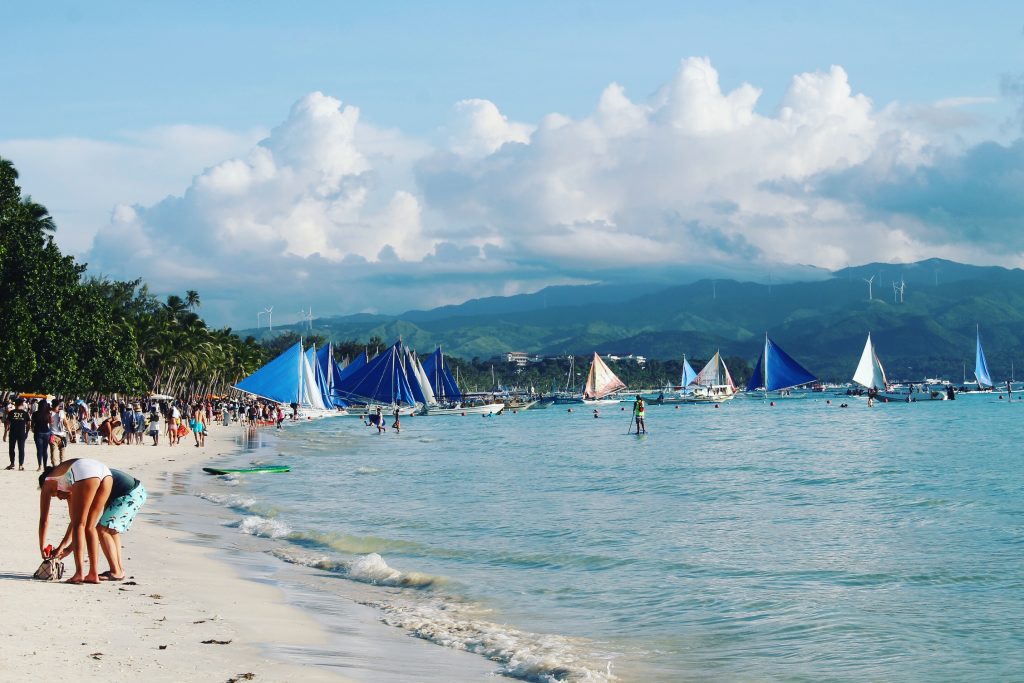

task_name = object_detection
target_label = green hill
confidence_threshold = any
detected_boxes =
[239,259,1024,383]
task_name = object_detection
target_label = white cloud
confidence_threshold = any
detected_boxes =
[448,98,533,158]
[15,57,1018,326]
[0,125,264,254]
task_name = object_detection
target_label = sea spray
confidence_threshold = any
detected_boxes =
[233,515,293,539]
[195,491,257,511]
[271,548,442,588]
[364,598,616,683]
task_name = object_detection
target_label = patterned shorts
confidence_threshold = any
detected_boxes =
[99,484,147,533]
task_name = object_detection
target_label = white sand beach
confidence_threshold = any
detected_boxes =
[0,424,348,682]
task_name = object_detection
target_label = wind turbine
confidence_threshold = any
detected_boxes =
[863,275,875,301]
[297,307,313,331]
[897,277,906,303]
[265,306,273,331]
[891,281,899,304]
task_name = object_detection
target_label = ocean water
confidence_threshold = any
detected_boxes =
[192,396,1024,681]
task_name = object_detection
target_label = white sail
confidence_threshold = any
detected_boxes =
[409,350,437,405]
[694,351,736,390]
[852,333,888,390]
[300,350,327,410]
[583,352,626,400]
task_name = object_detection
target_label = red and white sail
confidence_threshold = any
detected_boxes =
[583,352,626,400]
[694,351,736,391]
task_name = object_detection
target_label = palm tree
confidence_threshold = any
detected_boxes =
[185,290,201,311]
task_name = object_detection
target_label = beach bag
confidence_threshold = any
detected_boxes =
[177,424,189,437]
[33,558,64,581]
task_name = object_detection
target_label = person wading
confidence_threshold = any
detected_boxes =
[632,395,647,434]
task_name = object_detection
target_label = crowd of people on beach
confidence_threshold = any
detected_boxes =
[3,395,296,471]
[2,393,293,586]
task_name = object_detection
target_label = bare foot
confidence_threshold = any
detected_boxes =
[65,575,84,584]
[83,575,101,584]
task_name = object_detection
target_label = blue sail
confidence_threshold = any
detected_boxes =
[745,353,765,392]
[234,342,302,404]
[315,344,333,386]
[334,342,417,406]
[316,344,348,407]
[746,336,816,392]
[681,355,698,387]
[338,351,366,383]
[421,347,462,401]
[975,326,993,388]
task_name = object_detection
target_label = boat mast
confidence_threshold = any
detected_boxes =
[762,333,769,399]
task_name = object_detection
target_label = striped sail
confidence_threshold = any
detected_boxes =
[583,352,626,400]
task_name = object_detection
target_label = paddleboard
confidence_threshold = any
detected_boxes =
[202,465,291,475]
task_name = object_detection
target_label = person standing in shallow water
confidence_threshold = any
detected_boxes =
[392,406,401,434]
[632,395,646,434]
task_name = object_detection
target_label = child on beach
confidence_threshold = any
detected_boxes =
[147,410,160,445]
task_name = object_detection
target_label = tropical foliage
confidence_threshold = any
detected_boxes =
[0,156,267,397]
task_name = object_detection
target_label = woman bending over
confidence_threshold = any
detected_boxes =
[38,458,113,584]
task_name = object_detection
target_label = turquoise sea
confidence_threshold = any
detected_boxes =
[189,396,1024,681]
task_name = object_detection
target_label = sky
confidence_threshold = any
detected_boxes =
[3,1,1024,327]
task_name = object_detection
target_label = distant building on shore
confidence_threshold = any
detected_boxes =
[506,351,531,367]
[607,354,646,366]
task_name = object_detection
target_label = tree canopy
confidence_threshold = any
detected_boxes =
[0,156,267,397]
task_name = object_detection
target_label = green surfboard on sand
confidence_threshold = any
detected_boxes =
[202,465,291,475]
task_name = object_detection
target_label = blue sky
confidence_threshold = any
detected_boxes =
[3,1,1024,325]
[6,1,1020,138]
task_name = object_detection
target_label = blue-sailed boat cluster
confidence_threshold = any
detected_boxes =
[233,327,1001,416]
[233,341,504,418]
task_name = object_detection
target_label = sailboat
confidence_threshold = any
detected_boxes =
[853,333,888,394]
[420,347,504,415]
[582,352,627,405]
[745,335,817,398]
[682,351,737,403]
[973,325,993,391]
[851,332,943,402]
[333,341,420,416]
[233,342,344,418]
[550,355,584,404]
[652,354,699,404]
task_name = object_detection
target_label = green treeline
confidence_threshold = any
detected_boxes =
[0,157,267,397]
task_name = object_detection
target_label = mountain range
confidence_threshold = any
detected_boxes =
[238,259,1024,383]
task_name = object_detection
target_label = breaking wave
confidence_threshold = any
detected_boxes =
[272,548,442,588]
[232,515,293,539]
[366,598,616,682]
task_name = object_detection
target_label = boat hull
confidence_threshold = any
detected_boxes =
[421,402,505,416]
